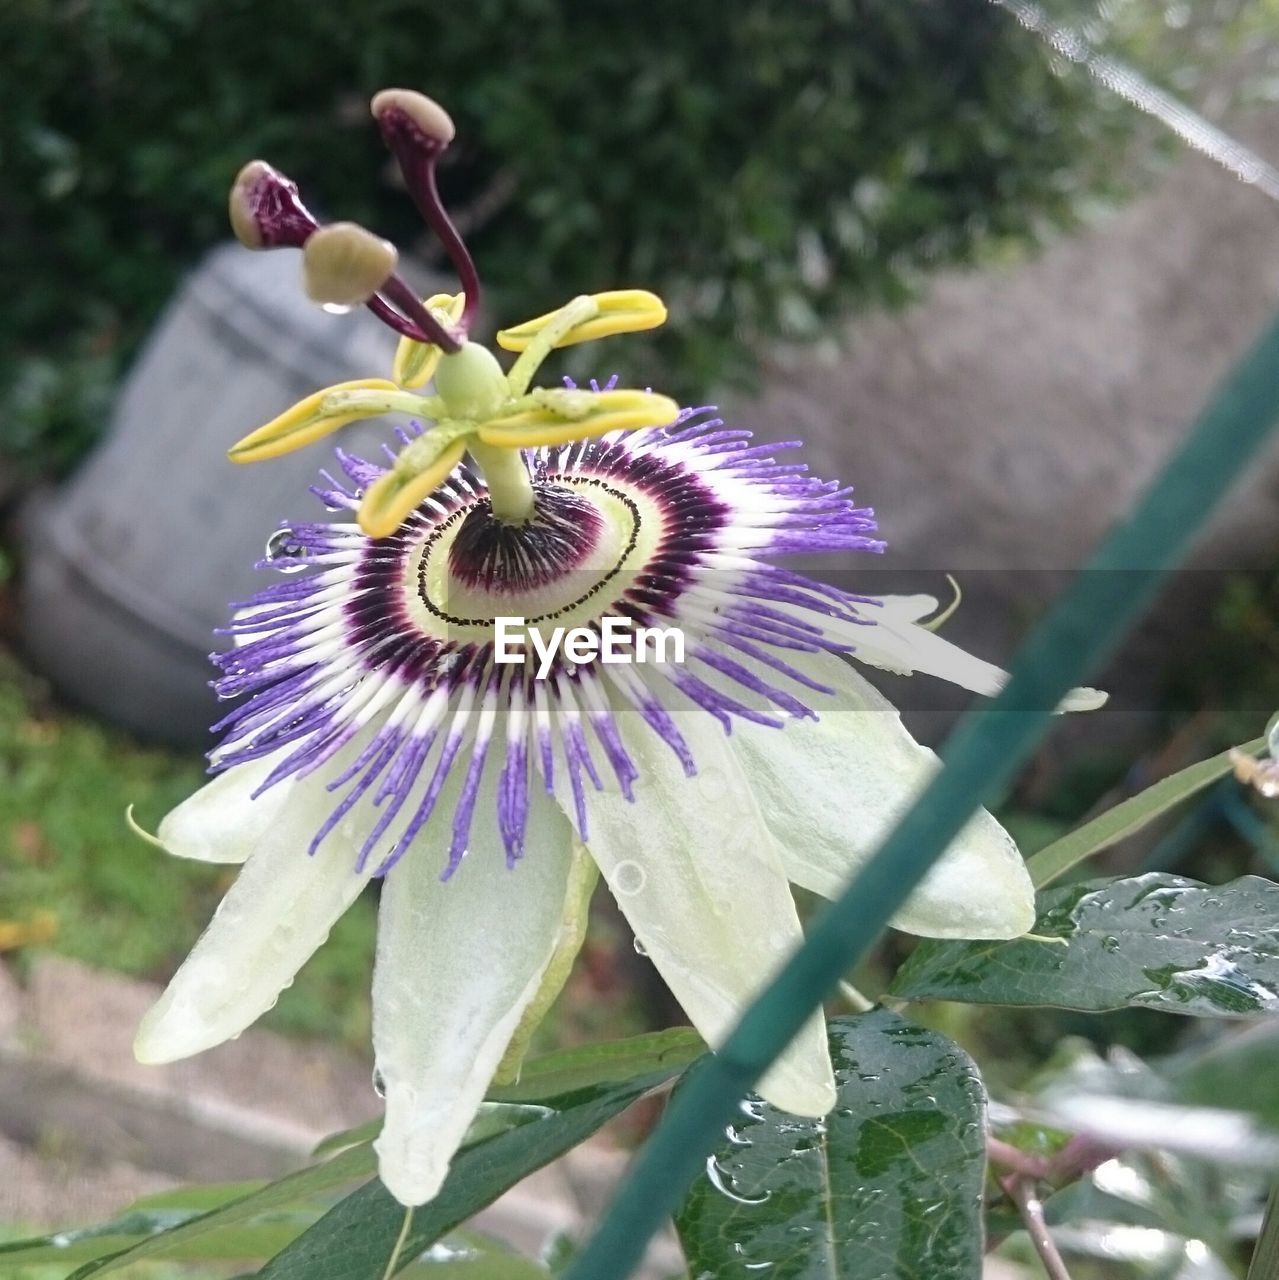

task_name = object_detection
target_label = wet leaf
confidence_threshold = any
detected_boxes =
[253,1051,698,1279]
[890,874,1279,1016]
[674,1010,987,1280]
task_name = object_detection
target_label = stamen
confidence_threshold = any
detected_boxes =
[302,223,399,308]
[371,89,482,334]
[229,160,319,249]
[226,159,458,349]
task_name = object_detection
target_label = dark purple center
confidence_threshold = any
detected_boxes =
[448,482,606,593]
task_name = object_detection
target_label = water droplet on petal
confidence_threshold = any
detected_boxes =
[372,1067,387,1098]
[613,860,646,896]
[632,936,649,957]
[265,528,309,573]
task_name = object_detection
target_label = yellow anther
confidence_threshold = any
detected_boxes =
[302,223,399,307]
[359,439,469,539]
[392,293,467,388]
[496,290,668,352]
[477,388,680,448]
[228,378,399,463]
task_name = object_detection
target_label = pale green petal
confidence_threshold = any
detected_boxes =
[156,756,293,864]
[493,839,598,1086]
[732,649,1036,940]
[135,766,374,1063]
[577,704,836,1118]
[373,768,576,1207]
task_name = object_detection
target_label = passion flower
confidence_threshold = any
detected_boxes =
[134,90,1105,1208]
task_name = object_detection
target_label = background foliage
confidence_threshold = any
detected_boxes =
[0,0,1141,477]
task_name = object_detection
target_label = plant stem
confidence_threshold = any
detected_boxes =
[470,441,535,523]
[381,1206,414,1280]
[1000,1175,1072,1280]
[988,1137,1051,1180]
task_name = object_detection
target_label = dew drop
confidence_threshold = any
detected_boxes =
[633,936,649,957]
[265,528,309,573]
[1102,935,1121,953]
[613,860,646,896]
[705,1155,771,1206]
[372,1067,387,1098]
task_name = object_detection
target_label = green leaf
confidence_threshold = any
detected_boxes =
[487,1026,705,1104]
[72,1032,643,1280]
[1170,1021,1279,1125]
[312,1028,705,1157]
[127,1182,269,1212]
[0,1208,313,1269]
[65,1140,378,1278]
[891,874,1279,1016]
[674,1010,987,1280]
[313,1102,552,1160]
[0,1212,198,1268]
[399,1231,552,1277]
[1026,736,1266,888]
[254,1051,698,1280]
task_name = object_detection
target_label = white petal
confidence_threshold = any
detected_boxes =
[373,767,577,1207]
[135,764,374,1063]
[851,609,1106,712]
[156,755,294,864]
[575,704,836,1118]
[875,593,940,623]
[732,649,1036,940]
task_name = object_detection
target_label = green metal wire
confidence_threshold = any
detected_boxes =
[563,312,1279,1280]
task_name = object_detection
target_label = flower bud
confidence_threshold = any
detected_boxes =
[302,222,399,307]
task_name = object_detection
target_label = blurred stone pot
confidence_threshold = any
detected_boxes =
[19,243,433,745]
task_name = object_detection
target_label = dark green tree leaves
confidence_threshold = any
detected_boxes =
[675,1011,987,1280]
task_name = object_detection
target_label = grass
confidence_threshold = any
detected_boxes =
[0,650,377,1050]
